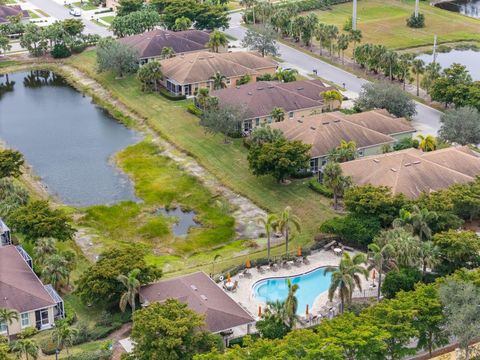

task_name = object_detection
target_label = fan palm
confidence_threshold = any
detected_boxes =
[411,205,438,241]
[210,72,227,90]
[117,268,141,313]
[324,252,368,313]
[381,50,398,81]
[208,30,228,53]
[398,53,413,90]
[376,228,422,268]
[161,47,174,59]
[51,321,78,354]
[349,29,362,55]
[368,241,397,300]
[417,134,436,152]
[263,300,288,325]
[285,279,299,329]
[337,33,350,64]
[322,161,351,210]
[420,241,441,276]
[274,68,298,83]
[0,309,18,344]
[277,206,301,256]
[10,339,39,360]
[33,237,56,266]
[41,254,69,292]
[257,213,279,262]
[412,59,425,96]
[270,107,285,122]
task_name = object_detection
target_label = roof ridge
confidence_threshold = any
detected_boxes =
[274,80,325,105]
[418,151,477,179]
[0,282,55,307]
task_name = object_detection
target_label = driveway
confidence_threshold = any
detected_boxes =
[226,12,442,135]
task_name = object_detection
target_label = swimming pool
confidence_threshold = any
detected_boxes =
[253,267,333,315]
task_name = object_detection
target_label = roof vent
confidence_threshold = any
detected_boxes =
[310,126,316,130]
[373,159,380,163]
[297,120,303,123]
[247,92,252,96]
[333,119,340,123]
[413,161,421,165]
[268,85,275,89]
[322,121,330,125]
[404,163,412,167]
[190,285,198,291]
[390,168,397,172]
[236,86,240,89]
[297,87,304,90]
[257,87,264,90]
[200,295,208,301]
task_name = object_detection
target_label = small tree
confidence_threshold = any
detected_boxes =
[256,300,289,339]
[416,134,436,152]
[117,268,141,313]
[161,46,174,59]
[321,89,343,111]
[96,37,139,78]
[0,35,11,56]
[51,321,78,355]
[406,12,425,28]
[270,107,285,122]
[242,27,279,57]
[275,67,298,83]
[381,267,422,299]
[10,338,38,360]
[0,309,18,344]
[207,30,228,53]
[200,105,245,143]
[137,61,162,92]
[116,0,144,16]
[336,33,349,64]
[0,150,24,179]
[438,106,480,145]
[247,138,311,183]
[174,16,192,31]
[209,72,227,90]
[327,140,357,163]
[322,161,351,210]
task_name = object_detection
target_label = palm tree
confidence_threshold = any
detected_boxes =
[328,140,357,163]
[324,252,368,313]
[277,206,301,256]
[337,33,349,64]
[10,339,39,360]
[420,241,440,276]
[210,72,227,90]
[212,254,222,276]
[315,23,327,56]
[398,53,413,90]
[325,24,339,58]
[117,268,141,313]
[349,29,362,56]
[33,237,56,266]
[368,242,396,300]
[270,107,285,122]
[376,228,422,268]
[284,279,299,329]
[411,59,425,96]
[196,87,211,109]
[322,161,351,210]
[262,300,288,325]
[208,30,228,53]
[381,50,398,81]
[274,68,298,83]
[51,321,78,355]
[0,309,18,344]
[42,254,69,292]
[417,134,436,152]
[257,213,279,262]
[410,205,438,241]
[161,47,174,59]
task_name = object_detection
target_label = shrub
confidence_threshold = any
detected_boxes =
[319,214,382,249]
[89,322,123,340]
[308,179,333,198]
[51,43,72,58]
[64,301,77,325]
[65,349,112,360]
[40,339,58,355]
[159,88,187,101]
[406,13,425,28]
[186,103,203,116]
[236,74,251,85]
[256,73,274,81]
[15,327,38,339]
[381,267,422,299]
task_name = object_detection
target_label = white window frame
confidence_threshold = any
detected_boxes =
[0,321,7,334]
[21,312,30,328]
[289,111,294,118]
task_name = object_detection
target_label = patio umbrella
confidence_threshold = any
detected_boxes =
[258,305,262,317]
[246,259,251,269]
[297,246,302,257]
[305,304,309,316]
[372,269,376,281]
[227,272,231,283]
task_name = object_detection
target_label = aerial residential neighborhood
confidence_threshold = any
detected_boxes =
[1,0,480,359]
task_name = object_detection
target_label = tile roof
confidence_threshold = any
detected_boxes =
[140,272,254,333]
[211,80,334,119]
[118,29,210,59]
[0,5,29,23]
[340,146,480,198]
[270,110,403,158]
[160,51,277,85]
[0,246,56,313]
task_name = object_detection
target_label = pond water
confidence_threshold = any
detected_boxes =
[157,208,199,237]
[416,49,480,80]
[435,0,480,18]
[0,70,141,207]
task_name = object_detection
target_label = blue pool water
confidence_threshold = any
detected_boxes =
[253,267,333,315]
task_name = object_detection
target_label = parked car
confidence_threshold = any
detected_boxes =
[69,7,82,16]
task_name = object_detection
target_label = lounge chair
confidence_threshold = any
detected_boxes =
[303,256,310,265]
[272,263,279,272]
[294,258,302,267]
[257,265,265,274]
[283,261,291,270]
[232,280,239,292]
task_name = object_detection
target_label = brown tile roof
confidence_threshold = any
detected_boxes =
[0,5,29,23]
[0,246,56,313]
[118,29,209,59]
[140,272,254,333]
[160,51,277,85]
[211,80,333,119]
[271,110,398,158]
[340,146,480,198]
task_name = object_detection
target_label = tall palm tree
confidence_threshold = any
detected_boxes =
[0,309,18,344]
[10,339,39,360]
[324,252,368,313]
[412,59,425,96]
[368,242,397,300]
[34,237,56,266]
[285,279,299,329]
[417,134,436,152]
[315,23,327,56]
[257,213,279,262]
[420,241,440,276]
[381,50,398,81]
[336,33,350,64]
[322,161,351,210]
[210,72,227,90]
[117,268,141,313]
[270,107,285,122]
[51,321,78,355]
[277,206,301,256]
[325,24,339,58]
[398,53,413,90]
[349,29,362,56]
[42,254,69,292]
[208,30,228,53]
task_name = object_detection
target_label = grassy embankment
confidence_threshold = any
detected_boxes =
[310,0,480,56]
[66,51,336,272]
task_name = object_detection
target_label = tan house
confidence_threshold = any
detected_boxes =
[160,51,277,96]
[340,146,480,198]
[211,80,339,133]
[271,109,416,172]
[118,29,212,64]
[0,245,64,338]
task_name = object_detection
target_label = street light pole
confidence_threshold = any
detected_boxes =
[352,0,357,30]
[415,0,419,18]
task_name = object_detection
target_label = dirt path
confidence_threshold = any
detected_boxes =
[61,65,267,240]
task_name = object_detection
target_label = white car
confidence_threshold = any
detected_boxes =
[69,7,82,16]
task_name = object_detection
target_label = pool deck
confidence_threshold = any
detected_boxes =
[221,249,377,323]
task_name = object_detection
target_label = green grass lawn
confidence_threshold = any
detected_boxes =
[311,0,480,54]
[27,10,40,19]
[36,9,50,17]
[100,15,115,24]
[67,51,336,256]
[72,1,98,10]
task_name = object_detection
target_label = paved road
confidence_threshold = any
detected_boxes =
[27,0,111,36]
[226,13,442,135]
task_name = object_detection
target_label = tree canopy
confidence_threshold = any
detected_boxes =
[0,149,24,179]
[242,27,279,58]
[438,106,480,145]
[96,37,139,77]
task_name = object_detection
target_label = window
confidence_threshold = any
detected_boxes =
[289,112,294,118]
[226,79,231,85]
[267,116,272,124]
[0,321,6,333]
[21,313,29,328]
[358,149,365,157]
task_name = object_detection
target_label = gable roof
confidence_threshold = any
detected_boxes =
[211,80,334,119]
[140,272,254,333]
[160,51,277,85]
[340,146,480,198]
[0,5,29,23]
[271,110,399,158]
[0,246,56,313]
[118,29,210,59]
